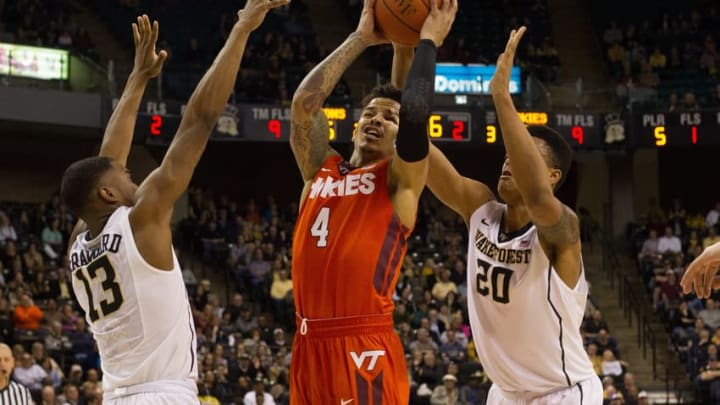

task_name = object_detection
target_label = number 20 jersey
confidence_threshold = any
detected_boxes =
[467,201,595,393]
[68,206,198,393]
[292,156,410,319]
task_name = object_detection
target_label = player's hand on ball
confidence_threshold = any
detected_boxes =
[490,26,526,96]
[356,0,389,46]
[131,15,167,79]
[681,241,720,298]
[237,0,291,32]
[420,0,458,47]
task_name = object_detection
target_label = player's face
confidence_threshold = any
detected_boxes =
[497,138,559,203]
[354,97,400,161]
[99,162,138,207]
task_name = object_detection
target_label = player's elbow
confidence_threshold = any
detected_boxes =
[182,105,218,132]
[291,89,324,116]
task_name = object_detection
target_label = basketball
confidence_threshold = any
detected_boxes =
[375,0,440,47]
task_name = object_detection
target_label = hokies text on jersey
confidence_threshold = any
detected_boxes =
[474,230,531,265]
[308,173,377,200]
[70,233,123,270]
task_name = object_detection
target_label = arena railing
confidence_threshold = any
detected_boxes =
[601,203,687,402]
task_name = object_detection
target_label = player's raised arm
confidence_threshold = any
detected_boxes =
[132,0,288,224]
[426,144,494,224]
[391,44,414,89]
[681,241,720,298]
[100,15,167,166]
[290,0,388,182]
[68,15,167,247]
[490,27,581,286]
[388,0,457,228]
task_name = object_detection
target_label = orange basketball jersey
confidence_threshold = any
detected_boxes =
[292,155,410,319]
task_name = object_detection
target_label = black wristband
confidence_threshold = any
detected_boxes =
[396,40,437,162]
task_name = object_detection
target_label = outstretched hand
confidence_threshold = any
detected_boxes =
[355,0,389,47]
[681,242,720,298]
[419,0,458,47]
[132,15,167,79]
[237,0,291,32]
[489,26,526,96]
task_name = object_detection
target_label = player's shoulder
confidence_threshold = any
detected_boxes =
[469,200,504,224]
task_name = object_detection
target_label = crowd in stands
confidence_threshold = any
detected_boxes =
[0,197,104,405]
[581,294,645,403]
[90,0,342,104]
[598,1,720,110]
[2,0,565,105]
[630,198,720,403]
[0,0,97,59]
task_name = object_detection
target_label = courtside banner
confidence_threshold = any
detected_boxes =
[0,42,69,80]
[435,63,521,95]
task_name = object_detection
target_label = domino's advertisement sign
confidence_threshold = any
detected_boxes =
[435,64,522,95]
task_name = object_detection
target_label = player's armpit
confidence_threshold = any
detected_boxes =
[427,144,494,224]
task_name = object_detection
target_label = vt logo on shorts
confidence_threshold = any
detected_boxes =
[349,350,385,371]
[349,350,385,405]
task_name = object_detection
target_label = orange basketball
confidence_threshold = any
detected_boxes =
[375,0,440,47]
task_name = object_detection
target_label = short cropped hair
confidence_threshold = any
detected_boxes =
[361,84,402,108]
[61,156,114,217]
[527,125,573,190]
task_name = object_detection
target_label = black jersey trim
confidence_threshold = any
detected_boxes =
[547,264,572,386]
[497,211,534,242]
[577,381,584,404]
[187,304,196,373]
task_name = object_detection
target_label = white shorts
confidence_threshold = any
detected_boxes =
[103,379,198,405]
[487,376,603,405]
[104,391,199,405]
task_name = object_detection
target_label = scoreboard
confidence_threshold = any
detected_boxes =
[134,99,720,149]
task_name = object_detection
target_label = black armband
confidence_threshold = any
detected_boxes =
[396,39,437,162]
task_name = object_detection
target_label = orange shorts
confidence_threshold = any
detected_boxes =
[290,313,409,405]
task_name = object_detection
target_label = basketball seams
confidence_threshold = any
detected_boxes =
[379,0,421,35]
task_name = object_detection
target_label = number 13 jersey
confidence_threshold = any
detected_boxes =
[292,156,410,319]
[467,201,595,393]
[68,206,197,394]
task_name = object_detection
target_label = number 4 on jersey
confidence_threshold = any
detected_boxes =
[311,207,330,247]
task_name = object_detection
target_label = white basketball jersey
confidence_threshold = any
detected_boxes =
[466,201,595,393]
[69,206,198,393]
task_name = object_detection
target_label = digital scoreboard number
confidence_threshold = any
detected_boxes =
[428,112,472,141]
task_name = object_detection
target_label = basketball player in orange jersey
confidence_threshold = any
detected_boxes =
[59,2,288,404]
[681,241,720,298]
[288,0,457,403]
